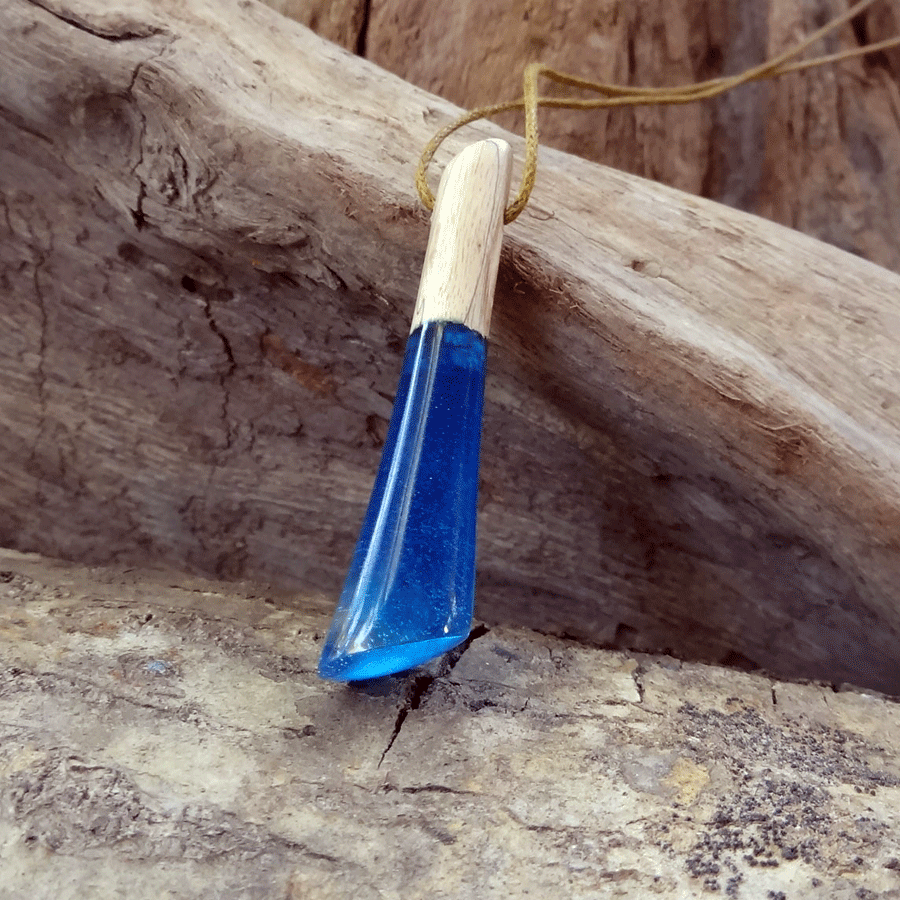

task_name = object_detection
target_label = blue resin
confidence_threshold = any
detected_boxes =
[318,321,487,681]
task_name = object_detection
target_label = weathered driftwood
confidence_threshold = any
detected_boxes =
[359,0,900,273]
[263,0,366,52]
[0,549,899,899]
[2,0,900,693]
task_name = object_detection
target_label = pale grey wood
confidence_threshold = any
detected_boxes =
[1,0,900,695]
[0,549,898,899]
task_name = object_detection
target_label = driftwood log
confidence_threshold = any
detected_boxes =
[1,548,900,899]
[2,0,900,696]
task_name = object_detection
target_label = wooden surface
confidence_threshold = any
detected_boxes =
[2,0,900,696]
[1,549,899,899]
[357,0,900,273]
[261,0,366,51]
[410,139,512,336]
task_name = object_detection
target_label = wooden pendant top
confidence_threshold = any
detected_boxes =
[410,139,513,338]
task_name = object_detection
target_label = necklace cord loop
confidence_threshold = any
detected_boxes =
[414,0,900,224]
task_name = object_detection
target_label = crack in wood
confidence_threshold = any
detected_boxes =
[377,673,431,769]
[24,0,164,41]
[377,624,491,767]
[398,784,474,795]
[196,289,238,525]
[127,61,150,230]
[632,664,646,703]
[354,0,371,57]
[29,247,49,498]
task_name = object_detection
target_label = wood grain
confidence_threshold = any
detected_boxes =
[1,550,899,899]
[1,0,900,694]
[410,139,512,336]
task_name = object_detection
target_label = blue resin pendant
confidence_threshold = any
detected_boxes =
[318,321,486,680]
[318,138,512,681]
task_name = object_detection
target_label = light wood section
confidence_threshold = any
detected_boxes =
[410,139,512,337]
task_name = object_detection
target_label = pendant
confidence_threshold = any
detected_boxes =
[318,139,512,681]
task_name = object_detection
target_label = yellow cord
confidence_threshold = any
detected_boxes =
[415,0,900,224]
